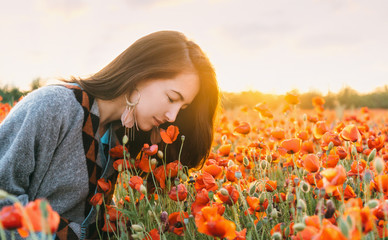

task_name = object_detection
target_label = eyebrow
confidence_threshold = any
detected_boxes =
[172,90,185,101]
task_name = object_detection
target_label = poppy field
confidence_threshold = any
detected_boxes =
[1,92,388,240]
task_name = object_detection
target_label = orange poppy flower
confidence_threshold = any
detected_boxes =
[138,152,156,173]
[113,159,134,171]
[254,102,273,118]
[303,154,320,173]
[194,172,218,192]
[218,144,231,157]
[18,199,60,237]
[297,130,309,141]
[321,132,342,150]
[234,228,247,240]
[374,174,388,195]
[0,204,23,230]
[280,138,301,154]
[285,91,300,105]
[142,144,158,156]
[195,206,237,240]
[313,221,347,240]
[234,122,251,135]
[191,188,210,217]
[340,124,361,142]
[226,165,240,182]
[373,200,388,220]
[90,192,104,206]
[217,184,239,205]
[321,165,346,193]
[335,146,347,159]
[271,127,285,140]
[301,141,315,154]
[322,152,339,168]
[109,145,128,159]
[313,121,329,139]
[97,178,112,193]
[312,96,325,106]
[246,196,268,213]
[347,159,367,176]
[203,163,223,179]
[368,135,386,151]
[160,125,179,144]
[129,176,143,192]
[294,226,319,240]
[265,180,277,192]
[169,183,188,201]
[168,211,189,236]
[143,229,160,240]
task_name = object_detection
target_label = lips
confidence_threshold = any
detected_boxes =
[154,117,163,126]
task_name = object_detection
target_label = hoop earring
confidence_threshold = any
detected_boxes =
[121,89,140,141]
[150,126,161,144]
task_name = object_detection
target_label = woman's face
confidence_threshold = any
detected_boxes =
[131,72,200,131]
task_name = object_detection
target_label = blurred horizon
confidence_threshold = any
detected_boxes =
[1,0,387,94]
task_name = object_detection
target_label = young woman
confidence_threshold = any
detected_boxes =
[0,30,219,239]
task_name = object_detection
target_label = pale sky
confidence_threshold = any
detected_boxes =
[0,0,387,94]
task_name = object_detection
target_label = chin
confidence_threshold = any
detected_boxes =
[138,123,153,132]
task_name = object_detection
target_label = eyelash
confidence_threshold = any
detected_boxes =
[168,96,174,103]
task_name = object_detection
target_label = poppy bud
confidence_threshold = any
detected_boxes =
[293,223,306,232]
[160,211,168,223]
[132,224,143,232]
[139,185,147,195]
[208,191,214,201]
[222,134,227,142]
[325,200,336,219]
[272,232,282,240]
[327,141,334,152]
[367,199,379,209]
[297,199,306,212]
[374,157,385,175]
[118,164,122,172]
[300,181,310,193]
[260,160,269,170]
[243,157,249,166]
[181,135,185,142]
[157,150,163,159]
[270,208,279,218]
[338,218,350,238]
[228,160,234,167]
[220,188,229,196]
[303,114,307,122]
[266,154,272,162]
[235,171,242,179]
[174,178,180,186]
[259,193,266,204]
[150,158,158,165]
[122,135,128,145]
[287,194,294,203]
[368,148,376,162]
[181,173,188,182]
[126,153,131,159]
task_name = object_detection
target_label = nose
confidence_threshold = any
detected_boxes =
[165,106,180,123]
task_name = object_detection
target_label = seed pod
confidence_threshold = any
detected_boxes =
[139,185,147,194]
[132,224,143,232]
[272,232,282,240]
[327,141,334,152]
[266,154,272,163]
[374,157,385,175]
[293,223,306,232]
[122,135,129,145]
[368,148,376,162]
[228,160,235,167]
[235,171,242,179]
[300,181,310,193]
[151,158,158,165]
[220,188,229,196]
[351,146,357,156]
[367,199,379,209]
[243,157,250,166]
[181,173,188,182]
[157,150,163,159]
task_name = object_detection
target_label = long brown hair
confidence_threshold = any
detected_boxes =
[66,30,219,169]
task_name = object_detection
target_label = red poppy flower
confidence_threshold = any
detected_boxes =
[194,172,218,192]
[168,211,189,236]
[19,199,60,236]
[191,188,210,217]
[109,145,128,159]
[142,144,158,156]
[218,144,231,157]
[97,178,112,193]
[138,153,156,173]
[265,180,277,192]
[368,135,385,151]
[90,192,104,206]
[0,204,23,230]
[271,128,285,140]
[312,96,325,106]
[203,163,223,179]
[143,229,160,240]
[195,206,237,240]
[217,184,239,205]
[160,125,179,144]
[336,146,348,159]
[313,121,329,139]
[169,184,188,201]
[129,176,143,192]
[321,165,347,193]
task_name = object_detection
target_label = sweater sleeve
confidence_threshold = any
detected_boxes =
[0,86,83,239]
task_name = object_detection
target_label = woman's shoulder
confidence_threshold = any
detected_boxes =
[13,85,83,116]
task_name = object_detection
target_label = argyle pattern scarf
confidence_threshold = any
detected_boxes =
[55,84,111,239]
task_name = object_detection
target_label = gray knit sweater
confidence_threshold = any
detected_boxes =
[0,85,115,238]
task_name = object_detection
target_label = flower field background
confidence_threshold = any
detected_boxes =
[1,92,388,239]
